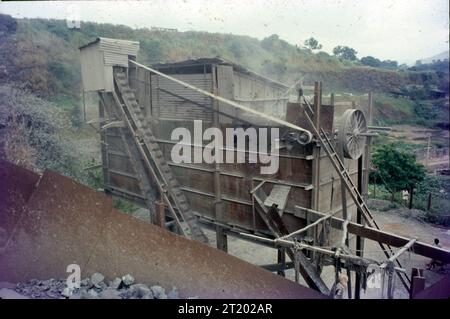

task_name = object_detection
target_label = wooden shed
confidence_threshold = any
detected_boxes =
[79,37,139,92]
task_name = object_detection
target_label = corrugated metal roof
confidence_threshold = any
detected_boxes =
[79,37,139,55]
[153,57,289,90]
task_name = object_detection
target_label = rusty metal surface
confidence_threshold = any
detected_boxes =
[0,160,40,245]
[413,274,450,299]
[0,163,324,298]
[0,169,115,283]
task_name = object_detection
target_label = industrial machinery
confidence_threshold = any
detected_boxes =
[2,37,447,299]
[76,37,450,298]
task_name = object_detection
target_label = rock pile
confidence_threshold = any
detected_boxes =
[1,273,185,299]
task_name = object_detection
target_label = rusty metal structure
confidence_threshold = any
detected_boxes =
[76,37,450,299]
[0,159,324,298]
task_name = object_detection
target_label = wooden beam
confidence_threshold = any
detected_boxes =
[279,209,336,240]
[212,64,227,252]
[388,238,417,262]
[155,201,166,229]
[295,206,450,263]
[239,232,377,265]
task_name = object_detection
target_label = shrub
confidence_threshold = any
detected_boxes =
[0,84,77,175]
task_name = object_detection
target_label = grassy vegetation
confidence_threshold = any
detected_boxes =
[1,14,447,130]
[0,15,429,97]
[369,173,450,226]
[113,198,139,214]
[373,95,416,125]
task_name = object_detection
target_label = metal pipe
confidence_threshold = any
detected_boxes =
[153,138,315,161]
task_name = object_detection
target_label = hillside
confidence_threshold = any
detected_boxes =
[0,15,417,96]
[420,50,449,64]
[0,14,448,128]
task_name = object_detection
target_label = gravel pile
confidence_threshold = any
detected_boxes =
[2,273,187,299]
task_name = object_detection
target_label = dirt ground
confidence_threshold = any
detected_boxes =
[388,124,448,144]
[201,207,449,299]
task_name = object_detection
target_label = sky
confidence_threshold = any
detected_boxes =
[1,0,448,64]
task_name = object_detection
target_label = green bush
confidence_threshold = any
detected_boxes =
[0,84,77,176]
[113,198,138,213]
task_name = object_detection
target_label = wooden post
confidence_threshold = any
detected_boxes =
[427,193,432,211]
[277,248,286,277]
[155,201,166,229]
[128,57,137,88]
[311,81,322,212]
[426,134,431,169]
[212,65,227,252]
[82,89,86,123]
[310,81,322,261]
[355,92,373,298]
[363,92,373,202]
[387,262,395,299]
[409,185,414,209]
[355,156,364,299]
[410,268,425,299]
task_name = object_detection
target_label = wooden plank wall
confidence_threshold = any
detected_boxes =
[150,73,213,121]
[106,64,364,239]
[233,71,287,119]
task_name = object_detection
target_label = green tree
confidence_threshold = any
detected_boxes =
[229,40,244,59]
[360,56,381,67]
[141,38,163,63]
[261,34,280,51]
[380,60,398,69]
[372,144,426,203]
[304,37,322,51]
[333,45,358,61]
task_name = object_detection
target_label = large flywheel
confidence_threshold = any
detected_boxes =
[337,109,367,159]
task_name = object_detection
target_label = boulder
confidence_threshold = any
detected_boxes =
[150,285,167,299]
[130,284,152,299]
[90,273,105,288]
[121,274,135,287]
[108,277,123,290]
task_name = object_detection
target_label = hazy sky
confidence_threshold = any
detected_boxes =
[1,0,448,64]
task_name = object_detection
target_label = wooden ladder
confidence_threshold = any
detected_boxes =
[112,71,208,243]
